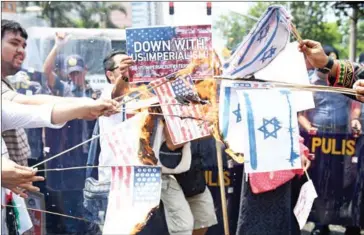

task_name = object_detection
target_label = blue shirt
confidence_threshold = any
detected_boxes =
[306,70,351,128]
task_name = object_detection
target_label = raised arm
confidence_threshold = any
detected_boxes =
[111,55,134,99]
[43,32,70,89]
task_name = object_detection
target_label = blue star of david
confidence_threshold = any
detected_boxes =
[258,117,281,139]
[261,46,277,63]
[257,25,270,42]
[232,103,242,123]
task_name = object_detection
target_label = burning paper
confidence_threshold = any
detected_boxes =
[103,165,162,235]
[236,89,302,173]
[223,5,291,78]
[100,111,149,166]
[150,75,210,145]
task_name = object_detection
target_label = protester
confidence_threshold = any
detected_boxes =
[98,49,134,181]
[82,50,134,227]
[298,46,359,235]
[152,119,217,235]
[298,39,364,102]
[1,97,119,235]
[1,20,111,235]
[235,136,311,235]
[2,19,32,167]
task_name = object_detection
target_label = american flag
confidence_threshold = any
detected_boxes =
[101,112,148,166]
[126,25,212,82]
[223,5,292,78]
[150,75,210,145]
[103,166,162,235]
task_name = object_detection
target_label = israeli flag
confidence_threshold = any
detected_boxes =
[219,80,271,155]
[223,5,292,78]
[235,89,302,173]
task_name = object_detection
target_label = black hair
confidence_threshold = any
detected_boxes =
[1,19,28,40]
[103,49,126,83]
[323,45,339,60]
[359,52,364,64]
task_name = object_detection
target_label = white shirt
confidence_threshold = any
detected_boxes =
[1,100,65,132]
[1,100,65,234]
[98,84,126,182]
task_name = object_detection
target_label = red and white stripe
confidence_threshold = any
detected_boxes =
[111,166,133,210]
[151,77,210,145]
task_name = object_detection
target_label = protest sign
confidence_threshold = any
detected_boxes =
[25,192,46,235]
[126,25,212,83]
[294,180,318,229]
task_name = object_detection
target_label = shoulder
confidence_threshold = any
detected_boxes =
[1,80,18,101]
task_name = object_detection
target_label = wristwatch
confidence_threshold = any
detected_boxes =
[317,56,334,74]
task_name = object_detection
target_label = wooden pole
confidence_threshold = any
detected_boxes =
[215,140,230,235]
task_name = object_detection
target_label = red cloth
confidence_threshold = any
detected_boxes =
[249,136,309,194]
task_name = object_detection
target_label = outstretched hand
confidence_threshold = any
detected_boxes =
[79,98,120,120]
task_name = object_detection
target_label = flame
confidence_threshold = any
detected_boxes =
[138,109,158,166]
[183,49,244,162]
[130,206,159,235]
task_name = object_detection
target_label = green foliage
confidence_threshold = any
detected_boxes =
[25,1,127,29]
[39,2,78,27]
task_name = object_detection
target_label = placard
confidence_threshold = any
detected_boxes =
[126,25,212,83]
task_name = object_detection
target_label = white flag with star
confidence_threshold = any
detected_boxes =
[236,89,302,173]
[219,80,272,155]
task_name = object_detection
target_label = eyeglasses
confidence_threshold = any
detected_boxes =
[108,66,119,71]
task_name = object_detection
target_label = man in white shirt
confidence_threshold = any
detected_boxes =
[1,98,119,235]
[2,98,119,196]
[97,50,134,181]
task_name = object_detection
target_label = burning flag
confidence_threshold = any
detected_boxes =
[100,111,149,166]
[103,165,162,235]
[150,75,210,145]
[222,5,292,78]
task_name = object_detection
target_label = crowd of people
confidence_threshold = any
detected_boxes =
[1,18,364,235]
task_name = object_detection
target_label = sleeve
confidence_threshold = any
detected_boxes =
[1,100,65,132]
[328,61,364,88]
[1,82,18,101]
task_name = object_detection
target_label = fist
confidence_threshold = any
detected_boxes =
[55,32,70,47]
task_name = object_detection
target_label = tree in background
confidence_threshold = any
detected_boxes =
[215,1,363,60]
[74,2,127,28]
[334,1,364,61]
[18,1,127,29]
[18,1,78,27]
